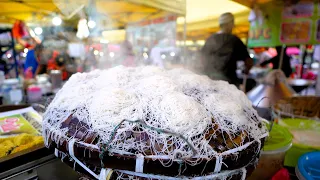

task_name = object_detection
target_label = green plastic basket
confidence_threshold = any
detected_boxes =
[278,118,320,167]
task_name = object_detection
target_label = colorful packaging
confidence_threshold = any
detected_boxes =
[0,114,39,135]
[0,107,42,134]
[0,106,43,158]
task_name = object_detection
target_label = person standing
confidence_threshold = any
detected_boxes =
[24,44,43,77]
[201,12,253,87]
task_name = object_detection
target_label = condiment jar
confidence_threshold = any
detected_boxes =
[27,85,42,103]
[2,78,23,105]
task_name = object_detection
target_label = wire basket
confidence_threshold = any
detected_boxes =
[54,147,258,180]
[45,116,265,179]
[273,96,320,120]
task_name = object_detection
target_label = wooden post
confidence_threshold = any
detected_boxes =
[278,44,285,70]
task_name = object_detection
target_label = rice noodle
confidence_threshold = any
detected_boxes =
[43,66,267,167]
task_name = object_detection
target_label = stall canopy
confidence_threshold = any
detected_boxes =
[0,0,186,27]
[232,0,273,7]
[177,0,250,41]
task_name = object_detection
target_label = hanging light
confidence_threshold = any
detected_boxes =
[76,19,89,39]
[88,20,96,29]
[24,48,28,53]
[52,16,62,26]
[143,52,148,59]
[34,27,43,35]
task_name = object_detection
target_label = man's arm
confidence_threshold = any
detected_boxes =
[235,37,252,74]
[260,57,274,67]
[244,57,253,74]
[35,64,42,76]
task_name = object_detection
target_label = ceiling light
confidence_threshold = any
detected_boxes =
[52,16,62,26]
[143,52,148,59]
[34,27,43,35]
[88,20,96,29]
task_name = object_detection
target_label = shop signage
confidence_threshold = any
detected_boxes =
[248,1,320,47]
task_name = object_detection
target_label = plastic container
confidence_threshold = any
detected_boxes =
[2,78,23,105]
[279,118,320,167]
[27,85,42,103]
[248,123,292,180]
[296,151,320,180]
[36,74,52,95]
[50,70,62,93]
[0,71,5,85]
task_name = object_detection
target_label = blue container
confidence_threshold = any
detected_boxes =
[296,151,320,180]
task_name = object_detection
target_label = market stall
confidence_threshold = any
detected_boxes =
[233,0,319,93]
[232,0,320,179]
[0,1,186,179]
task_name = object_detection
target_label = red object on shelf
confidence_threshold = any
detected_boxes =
[302,71,316,80]
[47,51,60,71]
[25,67,33,79]
[271,168,290,180]
[12,20,36,48]
[12,20,29,38]
[295,64,302,78]
[286,47,300,55]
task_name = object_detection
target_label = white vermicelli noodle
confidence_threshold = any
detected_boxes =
[43,66,267,166]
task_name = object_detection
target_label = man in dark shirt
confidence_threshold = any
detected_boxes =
[201,12,253,87]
